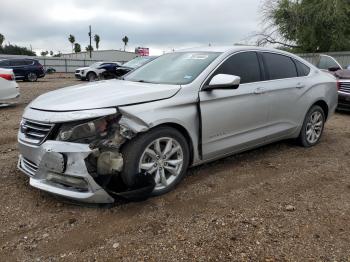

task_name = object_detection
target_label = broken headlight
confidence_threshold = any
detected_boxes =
[57,117,109,143]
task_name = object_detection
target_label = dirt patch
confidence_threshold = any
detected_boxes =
[0,74,349,261]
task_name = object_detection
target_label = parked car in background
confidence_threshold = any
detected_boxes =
[75,62,121,81]
[17,46,337,204]
[114,56,157,78]
[99,57,157,80]
[0,59,45,82]
[0,68,19,106]
[316,54,350,111]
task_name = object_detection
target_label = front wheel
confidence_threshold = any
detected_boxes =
[121,126,190,196]
[87,72,97,82]
[298,105,325,147]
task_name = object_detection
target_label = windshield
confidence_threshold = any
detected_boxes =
[124,52,221,85]
[89,62,103,68]
[123,57,153,69]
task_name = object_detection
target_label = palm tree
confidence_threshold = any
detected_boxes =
[94,34,100,50]
[0,33,4,47]
[122,36,129,51]
[85,45,94,52]
[74,43,81,53]
[68,34,75,52]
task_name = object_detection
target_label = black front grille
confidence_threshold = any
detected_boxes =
[20,119,54,145]
[339,82,350,94]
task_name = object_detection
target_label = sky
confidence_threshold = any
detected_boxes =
[0,0,263,56]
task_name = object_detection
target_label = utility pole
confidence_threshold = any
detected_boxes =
[88,25,92,58]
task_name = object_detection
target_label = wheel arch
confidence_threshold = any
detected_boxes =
[152,122,195,166]
[311,100,329,120]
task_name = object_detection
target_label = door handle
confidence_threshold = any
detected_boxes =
[254,87,266,94]
[296,82,305,89]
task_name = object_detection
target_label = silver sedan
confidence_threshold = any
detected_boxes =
[17,46,338,203]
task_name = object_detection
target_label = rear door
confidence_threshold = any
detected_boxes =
[9,60,26,79]
[199,51,271,160]
[259,52,311,139]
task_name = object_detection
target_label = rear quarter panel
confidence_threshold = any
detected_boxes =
[292,70,337,136]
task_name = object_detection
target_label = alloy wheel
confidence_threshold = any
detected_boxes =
[138,137,184,191]
[305,111,324,144]
[27,73,37,82]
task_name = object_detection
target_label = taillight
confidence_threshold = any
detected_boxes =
[0,73,14,81]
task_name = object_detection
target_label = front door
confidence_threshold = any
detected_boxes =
[199,51,271,160]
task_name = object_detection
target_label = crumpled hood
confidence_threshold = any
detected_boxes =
[30,79,181,111]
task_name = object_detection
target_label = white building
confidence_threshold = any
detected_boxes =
[61,49,138,63]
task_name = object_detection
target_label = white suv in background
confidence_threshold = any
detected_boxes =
[0,68,19,106]
[75,62,121,81]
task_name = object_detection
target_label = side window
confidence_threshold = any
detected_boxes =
[294,59,310,77]
[262,53,297,80]
[10,60,25,66]
[0,60,9,66]
[24,60,34,65]
[317,56,340,70]
[210,52,261,84]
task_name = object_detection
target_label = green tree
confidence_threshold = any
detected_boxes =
[74,43,81,53]
[0,33,4,47]
[49,50,54,56]
[259,0,350,52]
[85,45,94,52]
[122,36,129,51]
[53,51,62,57]
[68,34,75,52]
[0,44,36,56]
[94,34,100,50]
[40,50,49,56]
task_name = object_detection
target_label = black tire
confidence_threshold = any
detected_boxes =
[26,72,38,82]
[297,105,325,147]
[87,72,97,82]
[121,126,190,196]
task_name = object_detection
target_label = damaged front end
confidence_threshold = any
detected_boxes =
[18,112,155,204]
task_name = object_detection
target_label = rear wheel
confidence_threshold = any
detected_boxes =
[26,72,38,82]
[121,126,190,196]
[298,105,325,147]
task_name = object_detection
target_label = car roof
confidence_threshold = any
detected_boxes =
[176,45,294,55]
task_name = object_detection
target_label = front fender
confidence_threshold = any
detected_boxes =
[118,98,201,165]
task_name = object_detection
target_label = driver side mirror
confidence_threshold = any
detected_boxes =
[203,74,241,91]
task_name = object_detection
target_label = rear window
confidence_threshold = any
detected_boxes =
[317,56,340,70]
[294,59,310,77]
[262,53,298,80]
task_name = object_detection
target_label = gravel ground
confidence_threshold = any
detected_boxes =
[0,74,349,261]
